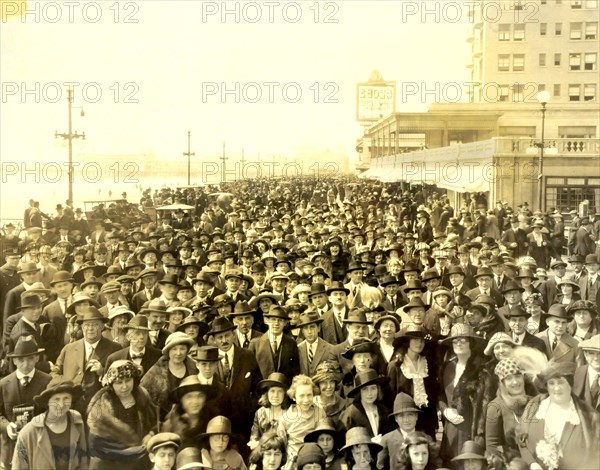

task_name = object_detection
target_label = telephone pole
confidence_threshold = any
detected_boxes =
[55,87,85,204]
[183,130,195,185]
[220,142,228,183]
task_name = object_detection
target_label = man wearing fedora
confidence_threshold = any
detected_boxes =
[376,393,421,470]
[536,304,579,363]
[574,334,600,411]
[40,271,76,362]
[308,283,330,317]
[5,292,53,360]
[0,337,51,470]
[466,267,504,308]
[249,305,300,379]
[321,282,351,345]
[140,298,171,349]
[193,345,232,419]
[538,259,568,309]
[297,309,334,377]
[51,306,121,411]
[131,268,161,313]
[104,314,162,377]
[504,305,546,353]
[578,254,600,305]
[3,262,40,328]
[207,317,262,440]
[98,281,130,317]
[344,261,365,309]
[328,310,373,375]
[229,301,262,348]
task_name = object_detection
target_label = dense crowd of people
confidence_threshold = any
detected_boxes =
[0,176,599,470]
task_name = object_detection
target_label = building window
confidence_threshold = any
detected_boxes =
[540,23,547,35]
[513,84,524,102]
[584,53,597,70]
[538,84,546,92]
[570,22,583,39]
[546,181,599,215]
[513,54,525,71]
[498,54,510,71]
[498,85,510,102]
[556,23,563,35]
[499,24,510,41]
[569,84,581,100]
[584,84,597,100]
[570,53,581,70]
[586,22,598,39]
[554,84,561,96]
[539,53,547,66]
[554,53,561,65]
[514,24,525,41]
[571,0,582,7]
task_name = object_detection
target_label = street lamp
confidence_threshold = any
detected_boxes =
[526,90,558,211]
[55,86,85,204]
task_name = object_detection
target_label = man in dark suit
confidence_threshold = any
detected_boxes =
[105,314,161,377]
[3,262,40,328]
[536,304,579,363]
[0,338,52,470]
[574,218,596,257]
[5,293,47,357]
[573,335,600,411]
[297,310,334,377]
[379,275,405,313]
[131,268,161,313]
[229,301,262,348]
[208,317,262,439]
[249,305,300,379]
[578,255,600,305]
[192,345,232,419]
[328,310,372,375]
[40,271,75,362]
[0,249,22,335]
[140,298,170,350]
[321,282,350,345]
[504,306,546,353]
[466,267,504,308]
[538,260,568,309]
[51,306,121,411]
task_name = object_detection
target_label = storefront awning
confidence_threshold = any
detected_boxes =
[435,164,491,193]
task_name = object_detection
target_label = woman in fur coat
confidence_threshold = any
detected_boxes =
[437,324,493,467]
[87,360,157,470]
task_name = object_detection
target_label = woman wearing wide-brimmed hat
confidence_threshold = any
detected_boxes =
[567,299,599,348]
[140,331,198,420]
[12,379,87,470]
[553,277,582,307]
[387,325,439,440]
[516,361,600,470]
[338,426,382,470]
[438,324,493,466]
[311,360,346,422]
[340,369,392,439]
[165,305,192,334]
[87,360,156,470]
[176,313,209,346]
[162,375,218,448]
[485,358,532,463]
[449,440,487,470]
[103,305,134,348]
[199,415,247,470]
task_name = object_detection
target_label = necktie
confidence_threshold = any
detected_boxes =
[21,376,31,387]
[589,278,594,300]
[307,343,314,365]
[338,311,344,324]
[514,334,520,344]
[352,286,357,297]
[86,345,96,364]
[150,331,158,346]
[243,333,250,349]
[131,352,144,359]
[271,340,278,355]
[551,336,558,351]
[591,376,600,404]
[222,354,231,383]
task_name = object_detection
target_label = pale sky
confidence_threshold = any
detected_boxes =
[1,1,472,165]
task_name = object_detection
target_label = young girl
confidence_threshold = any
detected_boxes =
[304,418,343,469]
[250,373,290,449]
[200,416,247,470]
[248,432,287,470]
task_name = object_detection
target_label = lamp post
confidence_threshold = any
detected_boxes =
[55,86,85,204]
[220,142,227,183]
[183,130,195,185]
[536,90,550,211]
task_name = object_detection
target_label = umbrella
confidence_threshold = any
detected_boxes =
[156,203,195,211]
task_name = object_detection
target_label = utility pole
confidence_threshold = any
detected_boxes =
[55,87,85,204]
[220,142,227,183]
[183,130,195,185]
[240,148,246,181]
